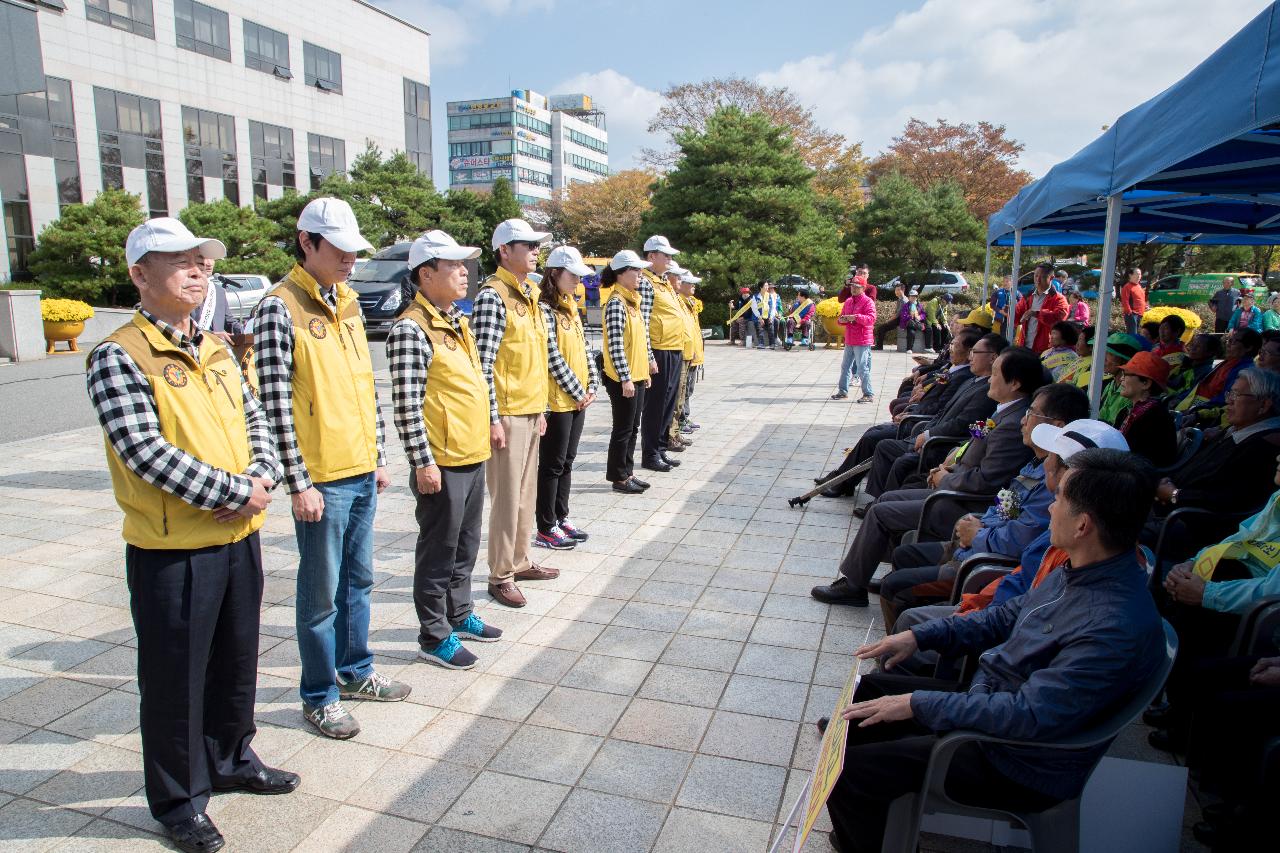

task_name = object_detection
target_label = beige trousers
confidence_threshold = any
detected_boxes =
[486,413,540,583]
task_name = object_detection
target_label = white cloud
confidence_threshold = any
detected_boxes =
[551,69,664,170]
[757,0,1271,177]
[372,1,476,67]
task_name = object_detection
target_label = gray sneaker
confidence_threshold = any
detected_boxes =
[303,701,360,739]
[338,671,412,702]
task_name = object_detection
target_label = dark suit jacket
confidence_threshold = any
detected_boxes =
[909,365,974,418]
[1167,422,1280,513]
[914,375,996,439]
[938,397,1034,495]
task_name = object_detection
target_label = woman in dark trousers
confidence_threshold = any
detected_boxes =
[535,246,600,550]
[600,251,653,494]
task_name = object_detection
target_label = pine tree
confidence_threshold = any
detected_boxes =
[27,188,145,303]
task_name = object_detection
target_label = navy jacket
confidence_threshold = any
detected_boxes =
[914,375,997,439]
[910,550,1165,800]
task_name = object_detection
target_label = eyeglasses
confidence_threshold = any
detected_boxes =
[509,241,540,250]
[1022,408,1049,420]
[1226,390,1259,401]
[970,348,997,355]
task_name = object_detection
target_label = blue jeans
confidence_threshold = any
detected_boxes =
[295,472,377,707]
[1124,313,1140,335]
[837,345,873,396]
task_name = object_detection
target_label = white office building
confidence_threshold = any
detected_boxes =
[0,0,432,280]
[446,89,608,209]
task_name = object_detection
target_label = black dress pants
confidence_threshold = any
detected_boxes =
[537,409,585,532]
[641,348,683,463]
[126,534,265,826]
[826,671,1061,853]
[837,489,967,591]
[411,462,484,648]
[873,318,898,348]
[605,374,647,481]
[824,423,898,495]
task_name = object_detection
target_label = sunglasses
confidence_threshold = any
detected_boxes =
[508,241,540,250]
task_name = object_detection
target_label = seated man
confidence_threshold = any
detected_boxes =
[864,333,1009,499]
[890,313,992,414]
[877,384,1091,626]
[816,329,985,497]
[811,347,1046,607]
[888,419,1130,670]
[824,449,1166,853]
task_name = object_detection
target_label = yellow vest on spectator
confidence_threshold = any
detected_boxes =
[603,287,651,383]
[480,267,549,416]
[548,292,590,413]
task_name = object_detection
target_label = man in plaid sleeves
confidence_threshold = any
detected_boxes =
[87,218,297,853]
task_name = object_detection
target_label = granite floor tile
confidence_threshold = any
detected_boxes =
[719,673,811,721]
[659,635,745,673]
[297,804,428,853]
[527,685,629,736]
[401,710,517,767]
[653,807,773,853]
[638,664,730,708]
[450,674,552,722]
[586,625,672,662]
[700,710,800,766]
[488,724,602,785]
[413,826,531,853]
[439,771,569,845]
[345,752,476,822]
[557,654,652,696]
[675,754,788,822]
[612,698,712,751]
[578,739,693,803]
[538,788,668,853]
[0,795,96,851]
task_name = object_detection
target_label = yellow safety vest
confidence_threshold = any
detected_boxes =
[644,270,686,351]
[603,286,651,383]
[548,292,590,413]
[93,314,262,549]
[399,293,491,467]
[266,265,379,484]
[679,294,701,363]
[480,267,549,416]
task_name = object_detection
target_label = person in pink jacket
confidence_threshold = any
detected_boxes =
[832,290,877,402]
[1066,289,1090,325]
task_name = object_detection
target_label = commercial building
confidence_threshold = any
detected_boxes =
[0,0,432,280]
[446,89,608,209]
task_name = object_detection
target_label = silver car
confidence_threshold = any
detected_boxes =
[217,274,272,321]
[878,270,970,298]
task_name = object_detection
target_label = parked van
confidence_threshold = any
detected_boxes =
[1148,272,1263,307]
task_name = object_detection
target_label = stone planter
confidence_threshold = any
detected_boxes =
[44,320,85,353]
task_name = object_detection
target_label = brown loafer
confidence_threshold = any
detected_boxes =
[488,581,526,608]
[515,565,560,581]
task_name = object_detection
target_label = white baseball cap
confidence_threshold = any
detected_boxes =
[544,246,594,277]
[491,218,550,250]
[664,261,686,277]
[1031,419,1129,460]
[296,197,374,254]
[610,250,652,271]
[125,217,226,266]
[408,230,481,268]
[643,235,680,255]
[680,272,702,284]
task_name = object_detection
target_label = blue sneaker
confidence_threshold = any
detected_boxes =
[418,634,478,669]
[558,519,589,542]
[453,613,503,643]
[534,528,576,550]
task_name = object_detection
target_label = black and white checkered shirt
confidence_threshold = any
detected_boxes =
[638,273,655,363]
[385,305,465,469]
[254,287,387,494]
[539,302,598,404]
[470,283,513,423]
[86,310,282,511]
[603,296,632,383]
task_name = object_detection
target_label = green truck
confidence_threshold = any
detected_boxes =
[1147,272,1264,307]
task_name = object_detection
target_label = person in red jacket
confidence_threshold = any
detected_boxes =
[1120,266,1148,336]
[1013,263,1069,354]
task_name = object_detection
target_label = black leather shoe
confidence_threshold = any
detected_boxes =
[1142,702,1171,728]
[166,814,225,853]
[820,488,847,499]
[828,830,845,853]
[816,717,829,735]
[852,504,870,519]
[213,766,300,795]
[810,577,869,607]
[642,460,672,472]
[868,580,882,596]
[629,477,651,490]
[660,454,682,467]
[613,479,645,494]
[1147,728,1186,753]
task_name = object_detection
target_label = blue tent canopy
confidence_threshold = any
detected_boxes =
[987,2,1280,244]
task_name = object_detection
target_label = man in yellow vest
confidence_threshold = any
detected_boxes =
[387,231,503,669]
[87,218,297,853]
[640,235,686,472]
[254,197,409,740]
[677,269,705,434]
[473,218,557,608]
[664,262,696,452]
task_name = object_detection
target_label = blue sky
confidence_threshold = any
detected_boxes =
[370,0,1272,187]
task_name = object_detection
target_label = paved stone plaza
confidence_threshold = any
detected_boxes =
[0,343,1184,852]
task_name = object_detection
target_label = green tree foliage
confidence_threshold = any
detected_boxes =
[178,200,293,279]
[478,177,525,271]
[641,107,846,310]
[851,173,985,279]
[27,188,145,302]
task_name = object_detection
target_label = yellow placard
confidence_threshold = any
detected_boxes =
[793,663,861,852]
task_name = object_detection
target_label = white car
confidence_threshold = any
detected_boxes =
[877,270,970,298]
[217,274,272,321]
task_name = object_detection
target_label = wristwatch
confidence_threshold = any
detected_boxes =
[1170,488,1180,505]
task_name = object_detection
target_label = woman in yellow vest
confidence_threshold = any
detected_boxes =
[601,250,654,494]
[676,270,705,433]
[534,246,600,549]
[387,230,503,671]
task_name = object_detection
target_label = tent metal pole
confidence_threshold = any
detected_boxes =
[982,244,992,302]
[1087,194,1124,418]
[1007,229,1023,337]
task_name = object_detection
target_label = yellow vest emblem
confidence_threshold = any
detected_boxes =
[162,363,188,388]
[513,301,528,317]
[443,334,458,351]
[307,317,327,339]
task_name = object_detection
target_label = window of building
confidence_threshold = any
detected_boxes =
[182,106,238,205]
[403,78,431,177]
[449,141,491,158]
[0,152,33,277]
[567,129,608,154]
[249,120,294,200]
[243,20,291,78]
[307,133,345,188]
[514,193,544,206]
[303,43,342,92]
[514,112,551,136]
[447,111,512,131]
[0,76,81,213]
[515,140,552,162]
[516,167,551,188]
[565,153,609,176]
[174,0,230,61]
[94,86,167,217]
[85,0,155,39]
